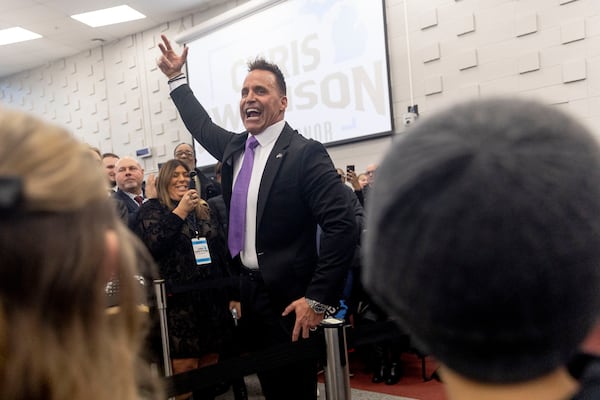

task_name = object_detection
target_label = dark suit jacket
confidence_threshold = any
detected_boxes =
[171,84,357,310]
[192,167,221,200]
[112,189,140,228]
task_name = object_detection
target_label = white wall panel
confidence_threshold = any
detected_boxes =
[2,0,600,173]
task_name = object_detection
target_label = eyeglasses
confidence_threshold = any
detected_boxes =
[175,150,194,157]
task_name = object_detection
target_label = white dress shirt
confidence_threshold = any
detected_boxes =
[122,190,145,206]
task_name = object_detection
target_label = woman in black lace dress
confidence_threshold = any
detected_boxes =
[133,159,238,399]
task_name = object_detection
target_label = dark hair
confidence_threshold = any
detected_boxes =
[173,143,196,158]
[102,152,119,159]
[363,97,600,383]
[247,57,287,95]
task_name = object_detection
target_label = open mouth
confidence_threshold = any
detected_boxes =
[245,108,261,120]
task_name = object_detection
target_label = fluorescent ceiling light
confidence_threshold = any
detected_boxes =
[0,27,42,46]
[71,5,146,27]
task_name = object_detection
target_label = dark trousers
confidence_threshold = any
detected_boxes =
[239,268,318,400]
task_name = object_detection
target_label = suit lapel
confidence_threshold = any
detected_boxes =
[223,133,247,164]
[256,124,294,225]
[117,189,138,212]
[222,133,247,206]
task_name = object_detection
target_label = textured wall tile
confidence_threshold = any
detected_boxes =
[424,75,443,95]
[151,101,162,115]
[458,49,478,70]
[518,52,540,74]
[561,19,585,44]
[562,59,586,83]
[516,14,538,37]
[156,143,166,157]
[168,129,180,143]
[150,79,160,93]
[153,123,164,135]
[421,42,441,63]
[420,9,438,30]
[456,14,475,36]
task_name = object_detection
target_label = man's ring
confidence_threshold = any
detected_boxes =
[309,327,317,331]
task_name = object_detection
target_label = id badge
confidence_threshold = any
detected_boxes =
[191,237,211,266]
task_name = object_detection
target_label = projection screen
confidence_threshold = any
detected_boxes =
[179,0,393,166]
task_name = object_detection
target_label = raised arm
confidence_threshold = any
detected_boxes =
[157,34,188,78]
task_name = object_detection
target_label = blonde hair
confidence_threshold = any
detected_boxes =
[0,109,160,400]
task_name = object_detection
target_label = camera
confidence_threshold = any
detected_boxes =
[403,112,418,127]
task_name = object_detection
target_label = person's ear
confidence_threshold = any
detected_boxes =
[280,95,288,111]
[101,230,119,281]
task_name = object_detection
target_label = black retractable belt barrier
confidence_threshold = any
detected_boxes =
[163,318,419,397]
[159,277,422,398]
[164,333,324,398]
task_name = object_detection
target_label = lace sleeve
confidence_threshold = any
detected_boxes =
[133,199,185,259]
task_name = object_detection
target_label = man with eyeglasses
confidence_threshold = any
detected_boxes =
[365,163,378,186]
[173,142,221,200]
[352,163,378,207]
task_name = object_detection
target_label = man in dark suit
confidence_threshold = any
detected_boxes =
[112,156,145,228]
[173,142,221,200]
[157,35,357,399]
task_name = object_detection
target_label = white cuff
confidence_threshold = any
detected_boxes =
[168,74,188,92]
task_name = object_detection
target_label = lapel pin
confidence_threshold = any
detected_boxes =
[276,153,283,159]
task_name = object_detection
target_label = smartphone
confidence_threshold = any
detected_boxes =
[346,165,355,173]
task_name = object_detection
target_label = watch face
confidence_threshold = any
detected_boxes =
[307,299,329,314]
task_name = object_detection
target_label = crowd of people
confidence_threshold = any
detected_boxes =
[3,33,600,400]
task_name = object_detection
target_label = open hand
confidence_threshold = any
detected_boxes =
[157,34,189,78]
[282,297,324,342]
[145,173,157,199]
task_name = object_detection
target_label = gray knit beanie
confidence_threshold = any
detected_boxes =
[363,97,600,383]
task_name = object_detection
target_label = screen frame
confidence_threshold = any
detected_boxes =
[177,0,394,165]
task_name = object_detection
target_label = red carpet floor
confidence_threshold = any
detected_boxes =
[345,352,447,400]
[338,324,600,400]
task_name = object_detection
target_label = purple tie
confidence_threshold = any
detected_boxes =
[134,195,143,206]
[228,136,259,257]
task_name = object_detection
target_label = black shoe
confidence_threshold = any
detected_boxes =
[385,362,402,385]
[213,382,230,397]
[232,379,248,400]
[372,364,388,383]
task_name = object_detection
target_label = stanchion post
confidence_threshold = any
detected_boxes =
[153,279,172,377]
[321,317,351,400]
